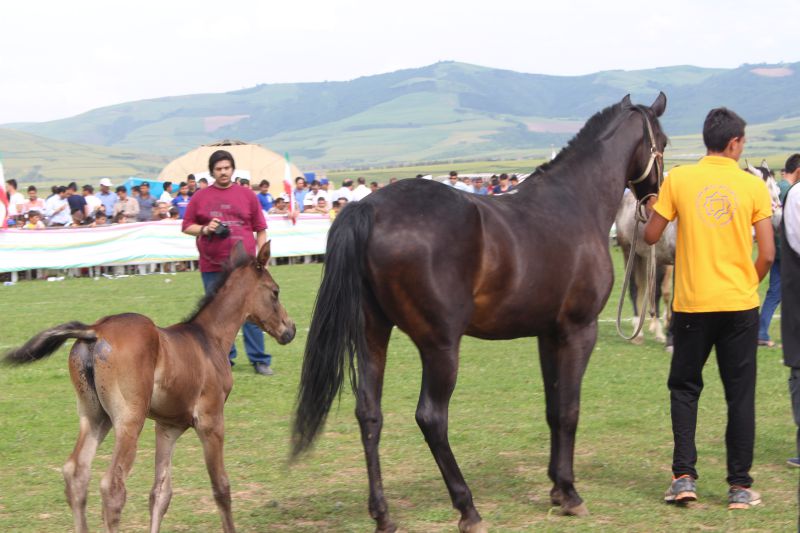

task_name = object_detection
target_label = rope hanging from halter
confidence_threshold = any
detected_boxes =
[615,107,664,341]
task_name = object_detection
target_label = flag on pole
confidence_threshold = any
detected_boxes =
[0,154,8,228]
[283,152,296,224]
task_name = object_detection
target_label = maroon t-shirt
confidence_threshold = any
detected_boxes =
[182,184,267,272]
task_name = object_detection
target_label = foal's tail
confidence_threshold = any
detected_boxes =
[3,321,96,365]
[291,202,375,458]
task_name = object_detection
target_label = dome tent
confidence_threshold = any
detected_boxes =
[158,140,304,198]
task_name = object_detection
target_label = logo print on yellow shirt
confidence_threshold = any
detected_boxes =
[696,185,738,227]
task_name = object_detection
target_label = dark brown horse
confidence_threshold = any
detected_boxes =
[4,242,295,533]
[292,94,668,532]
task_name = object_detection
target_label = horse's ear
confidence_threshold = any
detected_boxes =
[762,159,770,171]
[231,240,249,265]
[650,91,667,117]
[256,240,271,269]
[621,94,632,106]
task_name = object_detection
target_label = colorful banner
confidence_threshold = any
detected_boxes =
[0,215,331,272]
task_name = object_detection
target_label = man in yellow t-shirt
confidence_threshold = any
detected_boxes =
[644,107,774,510]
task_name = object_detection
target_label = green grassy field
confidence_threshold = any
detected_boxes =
[0,248,796,532]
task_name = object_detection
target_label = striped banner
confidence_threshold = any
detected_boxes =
[0,215,331,273]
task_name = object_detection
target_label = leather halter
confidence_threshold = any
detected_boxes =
[627,106,663,189]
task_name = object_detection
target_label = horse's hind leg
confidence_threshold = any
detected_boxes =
[100,414,146,532]
[539,322,597,516]
[415,340,485,533]
[64,342,111,533]
[149,422,186,533]
[355,310,395,533]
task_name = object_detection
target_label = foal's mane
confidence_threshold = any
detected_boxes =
[184,252,254,323]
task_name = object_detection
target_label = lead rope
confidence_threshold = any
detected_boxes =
[615,193,658,340]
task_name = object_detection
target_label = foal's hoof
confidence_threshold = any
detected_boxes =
[374,522,397,533]
[561,502,590,517]
[459,518,489,533]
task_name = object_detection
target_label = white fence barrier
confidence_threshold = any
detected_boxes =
[0,216,331,273]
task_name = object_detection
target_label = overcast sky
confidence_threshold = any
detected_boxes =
[1,0,797,124]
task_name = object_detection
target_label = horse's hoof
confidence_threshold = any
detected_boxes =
[631,335,644,346]
[375,522,397,533]
[562,502,590,517]
[459,519,489,533]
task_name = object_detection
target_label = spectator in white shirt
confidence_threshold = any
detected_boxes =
[82,184,103,216]
[352,177,371,201]
[159,181,174,203]
[45,186,71,226]
[447,171,471,192]
[303,180,329,210]
[5,179,25,217]
[332,179,354,203]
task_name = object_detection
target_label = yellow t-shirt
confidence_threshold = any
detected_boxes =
[653,155,772,312]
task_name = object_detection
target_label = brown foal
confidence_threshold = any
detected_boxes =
[4,242,295,533]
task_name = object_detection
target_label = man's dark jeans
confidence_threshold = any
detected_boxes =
[669,308,758,487]
[201,271,271,366]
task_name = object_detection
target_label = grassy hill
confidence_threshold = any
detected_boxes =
[3,61,800,173]
[0,128,167,186]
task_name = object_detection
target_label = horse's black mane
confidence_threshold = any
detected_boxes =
[532,101,629,178]
[184,252,253,323]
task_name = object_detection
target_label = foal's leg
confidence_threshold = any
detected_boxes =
[415,341,485,533]
[64,342,112,533]
[63,397,112,531]
[195,412,235,533]
[100,414,147,532]
[355,313,395,533]
[539,322,597,516]
[149,423,187,533]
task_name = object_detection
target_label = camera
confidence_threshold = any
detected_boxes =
[213,222,230,238]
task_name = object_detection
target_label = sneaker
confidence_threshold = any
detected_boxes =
[787,457,800,468]
[253,362,274,376]
[728,486,761,510]
[664,475,697,504]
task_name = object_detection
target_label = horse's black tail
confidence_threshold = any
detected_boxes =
[3,321,96,365]
[291,202,375,458]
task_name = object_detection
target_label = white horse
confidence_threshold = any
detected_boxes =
[615,190,676,344]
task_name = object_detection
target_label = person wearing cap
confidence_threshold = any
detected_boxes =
[98,178,117,216]
[319,178,330,194]
[113,185,140,223]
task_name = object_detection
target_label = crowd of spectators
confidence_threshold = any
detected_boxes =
[4,170,525,230]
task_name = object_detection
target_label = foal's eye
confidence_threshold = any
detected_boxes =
[273,289,280,298]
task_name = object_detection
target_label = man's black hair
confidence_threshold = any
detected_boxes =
[140,181,150,188]
[357,177,366,184]
[295,176,305,184]
[179,181,187,188]
[6,179,17,189]
[27,185,37,192]
[703,107,746,153]
[449,171,458,177]
[116,185,127,193]
[56,186,67,194]
[260,179,270,187]
[785,154,800,175]
[163,181,172,189]
[83,184,94,193]
[198,177,208,184]
[208,150,235,173]
[187,174,196,181]
[310,180,320,187]
[343,179,353,187]
[67,181,78,191]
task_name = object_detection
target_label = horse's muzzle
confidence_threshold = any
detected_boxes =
[279,322,296,345]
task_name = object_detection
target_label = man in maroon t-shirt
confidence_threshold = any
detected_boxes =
[182,150,274,375]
